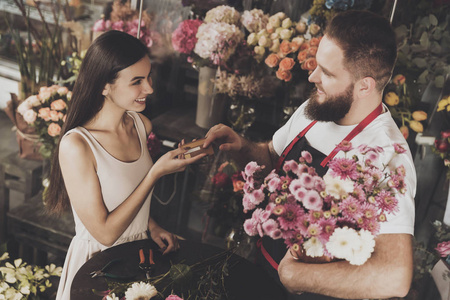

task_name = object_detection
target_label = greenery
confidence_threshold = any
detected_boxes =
[0,244,62,300]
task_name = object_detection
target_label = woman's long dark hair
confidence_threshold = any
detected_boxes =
[46,30,149,214]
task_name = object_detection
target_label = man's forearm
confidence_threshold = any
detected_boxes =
[233,138,277,172]
[278,234,413,299]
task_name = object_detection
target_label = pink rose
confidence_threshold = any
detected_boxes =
[436,241,450,257]
[38,107,52,121]
[48,123,61,137]
[50,110,60,122]
[51,99,67,111]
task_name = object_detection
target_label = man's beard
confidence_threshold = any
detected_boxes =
[305,83,354,122]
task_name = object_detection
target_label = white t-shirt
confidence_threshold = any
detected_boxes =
[272,101,416,235]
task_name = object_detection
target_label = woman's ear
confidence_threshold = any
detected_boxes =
[356,77,376,97]
[102,84,110,97]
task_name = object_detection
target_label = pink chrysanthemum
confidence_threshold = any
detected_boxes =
[289,180,307,202]
[296,164,309,175]
[361,218,381,235]
[249,189,265,205]
[328,158,358,180]
[318,218,336,243]
[278,203,305,231]
[375,190,399,214]
[267,177,282,192]
[302,190,323,211]
[298,173,315,189]
[339,196,363,220]
[314,177,326,192]
[262,219,280,238]
[307,223,322,237]
[283,160,299,174]
[242,194,256,211]
[393,143,407,154]
[301,151,313,164]
[361,203,378,220]
[336,140,353,153]
[244,161,261,177]
[243,218,257,236]
[365,151,380,163]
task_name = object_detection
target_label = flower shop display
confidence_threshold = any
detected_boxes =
[0,247,62,299]
[92,0,156,48]
[16,85,71,159]
[308,0,374,28]
[242,141,407,265]
[383,74,428,139]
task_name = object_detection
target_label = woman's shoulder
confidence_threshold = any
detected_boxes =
[59,130,93,161]
[135,112,153,136]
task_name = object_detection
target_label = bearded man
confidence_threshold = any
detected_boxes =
[203,10,416,300]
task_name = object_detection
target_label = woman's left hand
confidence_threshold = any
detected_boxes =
[149,225,180,255]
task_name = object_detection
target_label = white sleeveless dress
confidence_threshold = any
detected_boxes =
[56,111,153,299]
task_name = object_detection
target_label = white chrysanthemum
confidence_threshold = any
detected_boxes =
[348,230,375,266]
[124,282,158,300]
[323,173,354,199]
[303,237,324,257]
[326,227,360,260]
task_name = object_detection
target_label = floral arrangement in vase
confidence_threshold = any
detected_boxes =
[383,74,428,139]
[16,85,71,159]
[246,10,323,82]
[0,248,62,299]
[242,141,407,265]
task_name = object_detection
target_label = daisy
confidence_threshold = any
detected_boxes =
[124,282,158,300]
[303,237,324,257]
[348,229,375,265]
[326,227,361,260]
[323,173,354,199]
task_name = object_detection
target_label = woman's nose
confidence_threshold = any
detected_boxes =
[143,78,154,95]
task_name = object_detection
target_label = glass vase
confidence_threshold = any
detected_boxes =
[227,97,256,135]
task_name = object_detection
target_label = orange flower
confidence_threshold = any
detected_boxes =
[299,42,310,51]
[399,125,409,139]
[308,46,318,57]
[297,50,308,63]
[392,74,406,86]
[279,57,295,71]
[48,123,62,137]
[310,37,320,47]
[279,40,292,56]
[50,99,67,111]
[302,57,317,71]
[409,120,424,133]
[276,69,292,82]
[38,107,51,121]
[265,53,281,68]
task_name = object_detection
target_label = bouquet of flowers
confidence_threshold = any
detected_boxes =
[242,141,407,265]
[16,85,71,159]
[245,10,323,82]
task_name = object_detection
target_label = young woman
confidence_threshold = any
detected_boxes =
[46,30,206,299]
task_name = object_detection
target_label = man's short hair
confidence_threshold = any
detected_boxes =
[324,10,397,91]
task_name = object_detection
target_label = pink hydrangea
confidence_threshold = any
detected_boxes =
[171,19,203,54]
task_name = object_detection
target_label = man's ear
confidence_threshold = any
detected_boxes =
[356,77,376,97]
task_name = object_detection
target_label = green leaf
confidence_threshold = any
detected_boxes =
[429,14,438,27]
[395,25,409,40]
[435,75,445,88]
[420,16,431,29]
[433,28,443,41]
[419,32,430,47]
[169,263,192,283]
[417,70,428,84]
[412,57,428,68]
[430,41,442,54]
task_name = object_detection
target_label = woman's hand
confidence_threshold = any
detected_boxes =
[151,147,205,179]
[149,224,180,255]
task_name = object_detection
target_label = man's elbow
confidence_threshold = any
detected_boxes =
[278,259,302,294]
[380,264,413,298]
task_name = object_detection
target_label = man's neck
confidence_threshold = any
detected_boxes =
[337,97,382,126]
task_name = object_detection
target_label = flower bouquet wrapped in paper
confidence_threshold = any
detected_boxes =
[242,141,408,265]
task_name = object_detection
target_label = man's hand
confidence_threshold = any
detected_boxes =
[204,124,243,152]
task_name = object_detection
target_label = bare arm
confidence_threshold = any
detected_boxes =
[278,233,413,299]
[204,123,279,170]
[59,133,205,247]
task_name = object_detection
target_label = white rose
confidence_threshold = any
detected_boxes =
[258,35,272,48]
[247,33,258,45]
[268,15,280,28]
[274,12,286,20]
[279,28,293,40]
[254,45,266,56]
[17,101,32,115]
[281,17,292,29]
[269,39,280,52]
[22,109,37,124]
[270,32,280,40]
